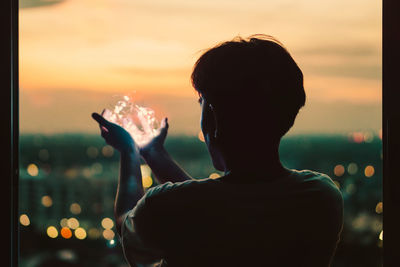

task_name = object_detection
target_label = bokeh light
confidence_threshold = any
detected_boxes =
[107,239,117,248]
[379,230,383,240]
[346,184,356,195]
[103,229,115,240]
[347,163,358,175]
[19,214,30,226]
[333,165,345,177]
[88,228,101,239]
[70,203,82,215]
[27,163,39,176]
[61,227,73,239]
[41,195,53,207]
[67,218,80,229]
[352,132,364,143]
[101,218,114,229]
[64,168,78,179]
[47,226,58,238]
[364,165,375,178]
[375,202,383,214]
[91,162,103,175]
[102,145,114,157]
[86,146,99,158]
[60,218,69,228]
[363,132,374,143]
[74,227,87,240]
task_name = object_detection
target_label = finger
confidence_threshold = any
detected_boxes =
[101,125,109,133]
[158,117,169,138]
[92,113,111,127]
[160,117,169,129]
[101,130,109,139]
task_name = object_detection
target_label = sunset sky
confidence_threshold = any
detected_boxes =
[19,0,382,135]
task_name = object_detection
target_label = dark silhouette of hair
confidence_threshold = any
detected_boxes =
[191,34,306,153]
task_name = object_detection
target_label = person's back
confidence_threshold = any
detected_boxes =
[124,169,343,267]
[92,34,344,267]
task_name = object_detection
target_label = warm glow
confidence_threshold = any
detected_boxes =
[347,163,358,175]
[88,228,101,239]
[67,218,80,229]
[364,165,375,178]
[64,168,78,178]
[198,131,205,142]
[379,230,383,241]
[142,176,153,188]
[209,173,221,179]
[41,195,53,207]
[346,184,356,195]
[70,203,82,215]
[61,227,73,239]
[375,202,383,214]
[363,132,374,143]
[102,145,114,157]
[140,165,153,188]
[333,165,345,177]
[102,96,159,146]
[379,129,382,140]
[352,132,364,143]
[103,229,115,240]
[47,226,58,238]
[27,163,39,176]
[74,227,87,240]
[60,218,69,228]
[101,218,114,229]
[140,164,151,177]
[19,214,30,226]
[86,146,99,158]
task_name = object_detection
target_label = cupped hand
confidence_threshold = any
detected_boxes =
[92,111,137,153]
[139,117,169,156]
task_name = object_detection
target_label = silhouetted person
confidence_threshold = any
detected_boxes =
[92,34,343,267]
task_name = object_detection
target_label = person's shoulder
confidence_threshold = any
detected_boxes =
[292,169,343,202]
[145,178,214,200]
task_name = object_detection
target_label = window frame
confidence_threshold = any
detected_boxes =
[4,0,400,266]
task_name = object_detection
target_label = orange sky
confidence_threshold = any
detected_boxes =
[19,0,382,134]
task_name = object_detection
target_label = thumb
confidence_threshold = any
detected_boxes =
[92,112,111,127]
[158,117,169,138]
[161,117,169,130]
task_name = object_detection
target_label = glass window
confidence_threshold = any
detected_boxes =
[19,0,381,266]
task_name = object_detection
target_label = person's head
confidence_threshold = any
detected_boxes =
[191,34,306,171]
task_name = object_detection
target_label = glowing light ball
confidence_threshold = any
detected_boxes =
[102,95,159,146]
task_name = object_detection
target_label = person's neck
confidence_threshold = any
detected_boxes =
[223,147,290,179]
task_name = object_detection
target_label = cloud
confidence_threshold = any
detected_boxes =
[20,0,65,9]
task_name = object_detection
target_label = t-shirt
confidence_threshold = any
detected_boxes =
[119,169,343,267]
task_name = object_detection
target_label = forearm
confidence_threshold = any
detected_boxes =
[141,147,193,183]
[114,148,144,234]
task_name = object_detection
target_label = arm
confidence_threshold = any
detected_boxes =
[92,113,144,235]
[140,118,193,183]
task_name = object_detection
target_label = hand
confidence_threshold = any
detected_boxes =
[92,111,137,153]
[139,117,169,157]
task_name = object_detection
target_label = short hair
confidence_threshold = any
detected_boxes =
[191,34,305,146]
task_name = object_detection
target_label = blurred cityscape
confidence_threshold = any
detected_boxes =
[19,132,383,267]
